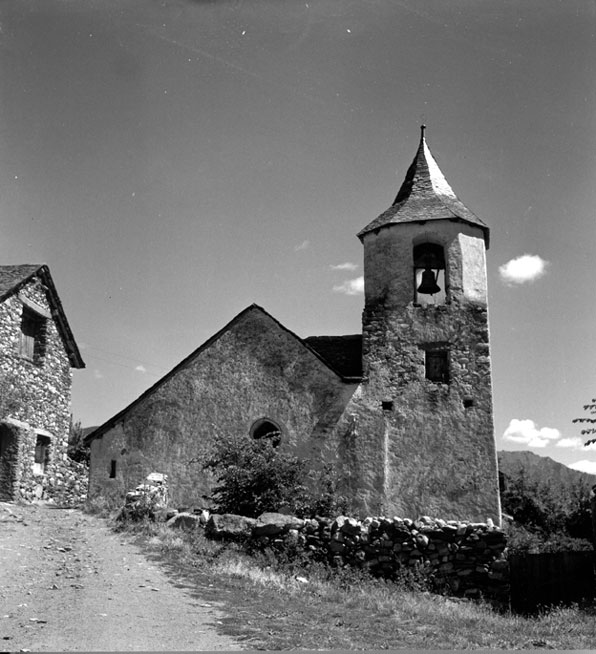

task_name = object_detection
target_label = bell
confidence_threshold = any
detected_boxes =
[417,268,441,295]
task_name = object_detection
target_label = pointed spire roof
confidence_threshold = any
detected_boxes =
[358,126,490,246]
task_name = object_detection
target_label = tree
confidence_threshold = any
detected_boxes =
[500,466,594,546]
[572,398,596,446]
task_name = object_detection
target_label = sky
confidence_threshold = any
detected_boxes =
[1,0,595,473]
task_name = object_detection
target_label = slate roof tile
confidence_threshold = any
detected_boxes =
[358,126,489,246]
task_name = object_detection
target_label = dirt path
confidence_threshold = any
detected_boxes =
[0,502,241,651]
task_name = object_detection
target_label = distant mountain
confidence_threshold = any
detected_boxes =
[498,450,596,491]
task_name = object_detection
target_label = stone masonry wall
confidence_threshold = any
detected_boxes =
[0,277,77,502]
[205,512,509,603]
[358,222,500,522]
[360,301,500,521]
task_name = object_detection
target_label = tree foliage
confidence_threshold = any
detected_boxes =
[572,397,596,446]
[67,418,90,464]
[500,467,593,552]
[202,433,347,519]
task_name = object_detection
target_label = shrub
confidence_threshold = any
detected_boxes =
[203,433,310,517]
[504,522,593,555]
[202,433,347,518]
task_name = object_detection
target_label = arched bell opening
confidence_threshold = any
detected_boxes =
[413,242,447,305]
[250,418,282,448]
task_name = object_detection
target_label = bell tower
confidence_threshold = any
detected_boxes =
[357,126,500,522]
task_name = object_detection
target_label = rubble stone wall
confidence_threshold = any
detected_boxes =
[206,511,509,602]
[0,276,79,503]
[358,222,500,522]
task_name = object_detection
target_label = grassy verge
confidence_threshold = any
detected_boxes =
[114,518,596,650]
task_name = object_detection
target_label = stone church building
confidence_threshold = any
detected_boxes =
[86,128,501,522]
[0,264,85,501]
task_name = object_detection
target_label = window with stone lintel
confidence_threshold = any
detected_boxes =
[425,349,450,384]
[33,434,50,475]
[19,307,46,363]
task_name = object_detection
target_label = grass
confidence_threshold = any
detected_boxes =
[111,517,596,650]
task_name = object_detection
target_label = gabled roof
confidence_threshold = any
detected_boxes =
[357,126,490,247]
[303,335,362,379]
[85,304,362,444]
[0,264,85,368]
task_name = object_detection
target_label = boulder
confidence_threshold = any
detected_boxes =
[197,509,210,525]
[252,512,305,536]
[339,517,361,536]
[167,512,201,531]
[205,513,257,539]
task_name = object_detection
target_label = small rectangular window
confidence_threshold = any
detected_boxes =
[33,435,50,475]
[425,350,449,383]
[382,401,394,411]
[19,308,46,362]
[109,460,117,478]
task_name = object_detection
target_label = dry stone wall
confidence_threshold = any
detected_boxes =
[203,511,509,602]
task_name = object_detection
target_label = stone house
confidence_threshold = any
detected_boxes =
[86,127,501,523]
[0,264,85,501]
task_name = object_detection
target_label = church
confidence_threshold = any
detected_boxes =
[86,127,501,523]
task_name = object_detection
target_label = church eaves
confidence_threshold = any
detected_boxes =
[357,126,490,247]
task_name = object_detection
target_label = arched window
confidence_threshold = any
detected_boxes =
[250,419,282,447]
[413,242,446,305]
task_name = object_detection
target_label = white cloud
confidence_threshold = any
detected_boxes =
[135,365,147,374]
[555,436,584,449]
[294,240,310,251]
[330,262,358,271]
[333,276,364,296]
[499,254,548,285]
[502,418,561,448]
[568,460,596,475]
[553,437,596,451]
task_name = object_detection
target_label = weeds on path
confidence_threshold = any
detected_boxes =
[115,519,596,650]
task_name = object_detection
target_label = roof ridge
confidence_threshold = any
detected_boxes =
[86,305,360,444]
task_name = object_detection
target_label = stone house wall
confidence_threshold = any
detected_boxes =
[0,277,81,502]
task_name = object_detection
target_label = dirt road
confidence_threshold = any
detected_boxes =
[0,502,241,651]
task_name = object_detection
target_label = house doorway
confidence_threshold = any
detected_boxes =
[0,423,19,501]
